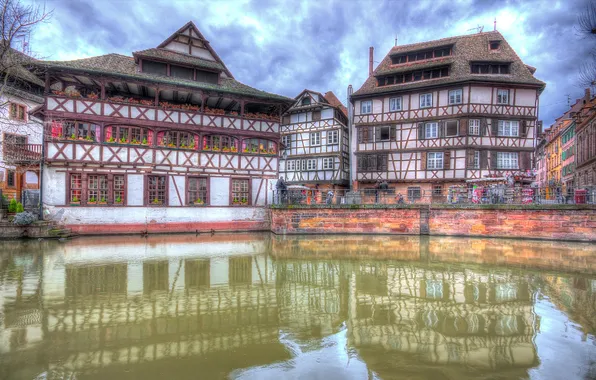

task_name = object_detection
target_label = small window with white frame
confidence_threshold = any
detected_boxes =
[327,130,339,145]
[286,160,296,171]
[497,89,509,105]
[498,120,519,137]
[420,93,432,108]
[469,119,480,135]
[281,134,292,147]
[322,157,334,170]
[361,100,372,114]
[448,89,462,105]
[306,159,317,170]
[427,152,444,169]
[497,152,518,169]
[310,132,321,146]
[473,151,480,169]
[389,97,402,111]
[425,122,438,139]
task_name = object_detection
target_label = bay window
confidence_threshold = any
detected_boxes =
[203,135,238,152]
[242,138,276,154]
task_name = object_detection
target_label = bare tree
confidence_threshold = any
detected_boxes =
[577,1,596,87]
[578,1,596,36]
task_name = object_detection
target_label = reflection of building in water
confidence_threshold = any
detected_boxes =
[347,263,539,372]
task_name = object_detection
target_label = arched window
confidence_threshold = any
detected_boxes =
[51,121,99,141]
[157,130,199,150]
[105,126,152,145]
[202,135,238,152]
[242,138,277,155]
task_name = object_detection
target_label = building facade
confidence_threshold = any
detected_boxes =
[575,96,596,189]
[561,121,576,190]
[279,90,349,191]
[0,48,44,202]
[30,22,292,233]
[350,31,544,198]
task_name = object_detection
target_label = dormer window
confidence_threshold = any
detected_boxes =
[171,65,193,80]
[489,40,501,50]
[143,61,167,76]
[390,45,452,65]
[302,97,311,106]
[471,62,510,75]
[141,59,219,84]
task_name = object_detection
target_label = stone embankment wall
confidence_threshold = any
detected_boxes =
[270,205,596,242]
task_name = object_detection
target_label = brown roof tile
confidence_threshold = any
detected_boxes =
[323,91,347,118]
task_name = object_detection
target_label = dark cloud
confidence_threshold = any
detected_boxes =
[31,0,593,126]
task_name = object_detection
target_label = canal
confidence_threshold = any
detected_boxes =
[0,234,595,380]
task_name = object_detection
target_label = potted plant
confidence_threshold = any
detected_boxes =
[88,196,97,205]
[231,146,238,153]
[71,195,80,205]
[142,137,148,145]
[107,136,116,143]
[85,136,93,142]
[120,137,128,144]
[194,198,204,205]
[87,92,99,100]
[232,197,240,205]
[131,139,139,145]
[151,198,162,205]
[115,195,123,205]
[240,198,248,205]
[70,133,76,140]
[188,142,195,149]
[140,99,153,106]
[222,146,230,153]
[99,197,107,205]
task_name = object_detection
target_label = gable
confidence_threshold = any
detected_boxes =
[292,89,327,109]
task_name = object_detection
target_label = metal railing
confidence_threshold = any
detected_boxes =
[271,187,596,206]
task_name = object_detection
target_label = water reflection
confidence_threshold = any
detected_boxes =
[0,234,594,380]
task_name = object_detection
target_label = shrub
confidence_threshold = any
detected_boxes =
[8,198,17,213]
[13,211,36,226]
[16,202,24,213]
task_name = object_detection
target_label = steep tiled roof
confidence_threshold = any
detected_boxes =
[353,31,545,97]
[133,48,225,72]
[34,53,291,102]
[324,91,348,118]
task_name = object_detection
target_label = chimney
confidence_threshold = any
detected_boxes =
[369,46,374,76]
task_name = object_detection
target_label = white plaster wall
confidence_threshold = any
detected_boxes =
[0,94,43,165]
[470,86,492,104]
[169,175,185,206]
[43,168,66,205]
[128,174,144,206]
[373,99,382,114]
[322,108,334,119]
[515,89,537,107]
[210,177,230,206]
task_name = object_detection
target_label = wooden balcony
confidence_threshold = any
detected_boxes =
[3,142,42,164]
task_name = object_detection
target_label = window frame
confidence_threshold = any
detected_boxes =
[230,178,250,206]
[286,160,296,171]
[327,130,339,145]
[448,89,463,105]
[497,152,519,170]
[420,93,433,108]
[322,157,334,170]
[498,120,519,137]
[9,102,27,121]
[407,186,421,201]
[496,89,510,105]
[360,100,372,114]
[281,134,292,148]
[146,175,168,206]
[469,119,480,135]
[445,120,459,137]
[187,176,209,206]
[473,151,480,169]
[241,138,276,155]
[65,172,127,206]
[310,132,321,146]
[389,96,402,111]
[427,152,444,170]
[425,122,439,139]
[306,158,317,171]
[6,169,16,188]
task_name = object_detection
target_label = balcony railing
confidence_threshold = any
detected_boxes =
[2,143,42,163]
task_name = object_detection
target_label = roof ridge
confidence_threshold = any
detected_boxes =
[390,30,502,52]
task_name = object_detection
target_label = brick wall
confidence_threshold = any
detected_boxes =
[270,205,596,242]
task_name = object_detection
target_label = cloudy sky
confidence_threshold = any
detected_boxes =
[29,0,594,127]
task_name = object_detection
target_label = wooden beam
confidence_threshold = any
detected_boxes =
[44,72,50,95]
[225,100,238,112]
[154,88,160,106]
[173,91,179,103]
[140,85,148,97]
[201,94,206,112]
[240,100,245,116]
[100,81,105,100]
[214,97,223,109]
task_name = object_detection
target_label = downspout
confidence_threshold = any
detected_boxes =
[347,85,354,192]
[38,117,45,220]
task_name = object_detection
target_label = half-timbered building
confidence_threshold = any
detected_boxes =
[350,31,545,198]
[30,22,292,234]
[279,90,349,190]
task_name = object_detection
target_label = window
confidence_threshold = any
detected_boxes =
[143,60,167,76]
[61,121,98,141]
[113,175,125,204]
[231,179,250,205]
[195,70,219,84]
[445,120,458,136]
[241,138,276,155]
[389,97,402,111]
[310,132,321,146]
[188,177,208,205]
[377,126,392,141]
[357,154,388,172]
[498,120,519,137]
[147,175,167,205]
[390,45,452,64]
[497,89,509,104]
[170,65,194,80]
[70,174,82,203]
[159,130,198,149]
[9,103,26,121]
[281,134,292,147]
[427,152,444,169]
[471,62,510,75]
[490,40,501,50]
[301,97,311,106]
[312,110,321,121]
[327,130,339,145]
[473,151,480,169]
[105,126,151,145]
[377,66,449,87]
[322,157,334,170]
[407,187,421,200]
[420,93,432,108]
[203,135,238,152]
[433,185,443,196]
[425,122,438,139]
[87,175,108,203]
[306,159,317,170]
[361,100,372,114]
[286,160,296,171]
[448,89,462,105]
[6,170,15,187]
[4,133,27,145]
[497,152,518,169]
[469,119,480,135]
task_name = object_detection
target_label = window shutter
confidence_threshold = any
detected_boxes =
[390,125,396,140]
[490,151,498,169]
[368,155,377,171]
[375,127,381,142]
[379,155,388,171]
[438,121,445,138]
[491,119,499,136]
[467,150,475,167]
[480,119,488,136]
[421,151,427,170]
[459,119,468,136]
[520,152,531,170]
[521,120,528,137]
[357,128,363,143]
[480,150,488,169]
[417,122,425,140]
[282,115,290,124]
[312,111,321,121]
[357,156,364,171]
[443,151,451,170]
